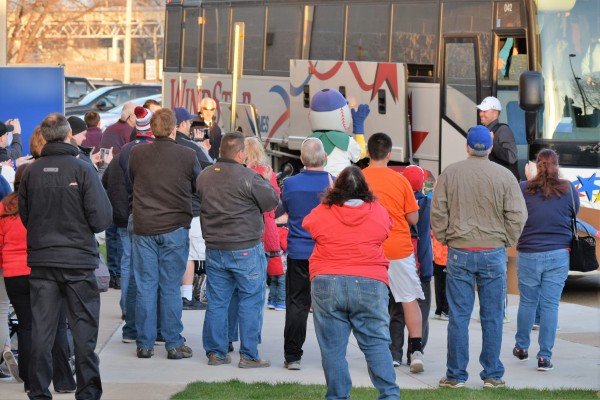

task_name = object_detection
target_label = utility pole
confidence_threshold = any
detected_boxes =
[0,0,7,66]
[124,0,132,83]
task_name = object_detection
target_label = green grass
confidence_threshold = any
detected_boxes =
[171,380,597,399]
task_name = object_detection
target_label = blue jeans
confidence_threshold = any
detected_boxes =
[118,226,131,315]
[228,288,239,343]
[203,243,266,360]
[312,275,399,400]
[106,223,122,278]
[515,249,568,360]
[268,273,286,304]
[446,247,506,383]
[132,228,189,350]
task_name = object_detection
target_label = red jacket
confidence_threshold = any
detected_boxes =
[303,201,391,284]
[0,200,30,277]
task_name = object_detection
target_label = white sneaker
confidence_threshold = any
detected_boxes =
[409,351,424,373]
[393,360,400,367]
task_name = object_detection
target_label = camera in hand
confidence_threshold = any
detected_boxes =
[191,126,210,142]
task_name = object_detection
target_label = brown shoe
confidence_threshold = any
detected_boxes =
[239,355,270,369]
[207,353,231,366]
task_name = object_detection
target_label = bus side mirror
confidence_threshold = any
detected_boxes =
[519,71,544,145]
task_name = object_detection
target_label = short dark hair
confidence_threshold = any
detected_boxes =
[220,131,245,160]
[367,132,392,161]
[150,109,177,138]
[143,99,161,109]
[40,113,70,143]
[322,166,374,206]
[84,111,100,128]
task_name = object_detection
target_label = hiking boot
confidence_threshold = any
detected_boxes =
[513,346,529,361]
[136,347,154,358]
[239,355,271,369]
[167,345,193,360]
[284,360,301,370]
[439,377,465,388]
[207,353,231,366]
[483,378,506,388]
[409,351,424,373]
[537,357,554,371]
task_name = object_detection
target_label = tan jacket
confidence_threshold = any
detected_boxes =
[430,155,526,248]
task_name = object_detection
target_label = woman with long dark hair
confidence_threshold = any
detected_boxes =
[1,165,76,393]
[302,166,399,399]
[512,149,579,372]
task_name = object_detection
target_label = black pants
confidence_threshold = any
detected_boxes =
[283,258,311,363]
[388,279,431,363]
[433,263,449,316]
[5,275,75,392]
[28,268,101,400]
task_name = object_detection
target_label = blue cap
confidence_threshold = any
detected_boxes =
[174,107,195,125]
[310,89,348,112]
[467,125,492,152]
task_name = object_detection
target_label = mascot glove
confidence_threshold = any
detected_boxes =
[351,104,370,134]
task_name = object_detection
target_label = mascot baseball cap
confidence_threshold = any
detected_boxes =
[310,89,348,112]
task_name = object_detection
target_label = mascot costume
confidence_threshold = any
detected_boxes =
[308,89,370,176]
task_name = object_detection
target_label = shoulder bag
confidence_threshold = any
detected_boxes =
[569,187,598,272]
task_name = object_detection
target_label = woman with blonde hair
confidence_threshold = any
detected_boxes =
[243,137,285,308]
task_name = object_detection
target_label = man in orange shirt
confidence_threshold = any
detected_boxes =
[363,132,425,373]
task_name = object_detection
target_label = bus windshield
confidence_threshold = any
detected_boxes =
[537,0,599,141]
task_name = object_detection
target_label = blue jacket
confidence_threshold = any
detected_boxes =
[282,169,332,260]
[415,191,433,281]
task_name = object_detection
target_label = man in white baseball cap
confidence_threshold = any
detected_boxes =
[476,96,519,180]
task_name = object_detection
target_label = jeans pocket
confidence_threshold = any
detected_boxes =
[355,279,386,305]
[447,248,468,277]
[481,248,506,278]
[311,276,334,303]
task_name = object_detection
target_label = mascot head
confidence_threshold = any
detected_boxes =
[309,89,353,133]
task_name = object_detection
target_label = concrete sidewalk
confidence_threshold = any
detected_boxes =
[1,289,599,399]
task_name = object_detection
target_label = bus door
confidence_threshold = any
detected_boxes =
[440,36,481,173]
[494,33,529,176]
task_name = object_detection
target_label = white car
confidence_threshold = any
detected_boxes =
[74,94,162,131]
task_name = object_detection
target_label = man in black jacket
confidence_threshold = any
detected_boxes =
[128,108,201,360]
[19,113,112,400]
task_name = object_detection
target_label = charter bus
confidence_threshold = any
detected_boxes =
[163,0,599,226]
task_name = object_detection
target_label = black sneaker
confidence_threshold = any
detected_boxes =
[513,346,529,361]
[109,276,116,289]
[228,342,234,353]
[136,347,154,358]
[114,276,121,290]
[183,297,206,310]
[167,344,193,360]
[537,357,554,371]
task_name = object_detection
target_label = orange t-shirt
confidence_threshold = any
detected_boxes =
[363,166,419,260]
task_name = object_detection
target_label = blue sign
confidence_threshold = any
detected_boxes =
[0,66,65,156]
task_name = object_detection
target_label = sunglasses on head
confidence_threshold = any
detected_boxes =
[202,107,215,111]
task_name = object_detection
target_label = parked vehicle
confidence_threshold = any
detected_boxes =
[65,76,96,104]
[77,94,162,131]
[65,84,161,116]
[88,78,123,89]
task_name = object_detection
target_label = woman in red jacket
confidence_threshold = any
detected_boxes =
[302,166,399,399]
[1,165,75,393]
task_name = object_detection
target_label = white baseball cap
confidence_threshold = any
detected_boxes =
[477,96,502,111]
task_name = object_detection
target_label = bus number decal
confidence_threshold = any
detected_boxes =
[504,3,512,13]
[259,115,269,134]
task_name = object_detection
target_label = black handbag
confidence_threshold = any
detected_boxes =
[569,187,599,272]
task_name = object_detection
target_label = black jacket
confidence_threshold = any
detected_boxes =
[102,153,129,227]
[488,120,520,180]
[19,142,113,269]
